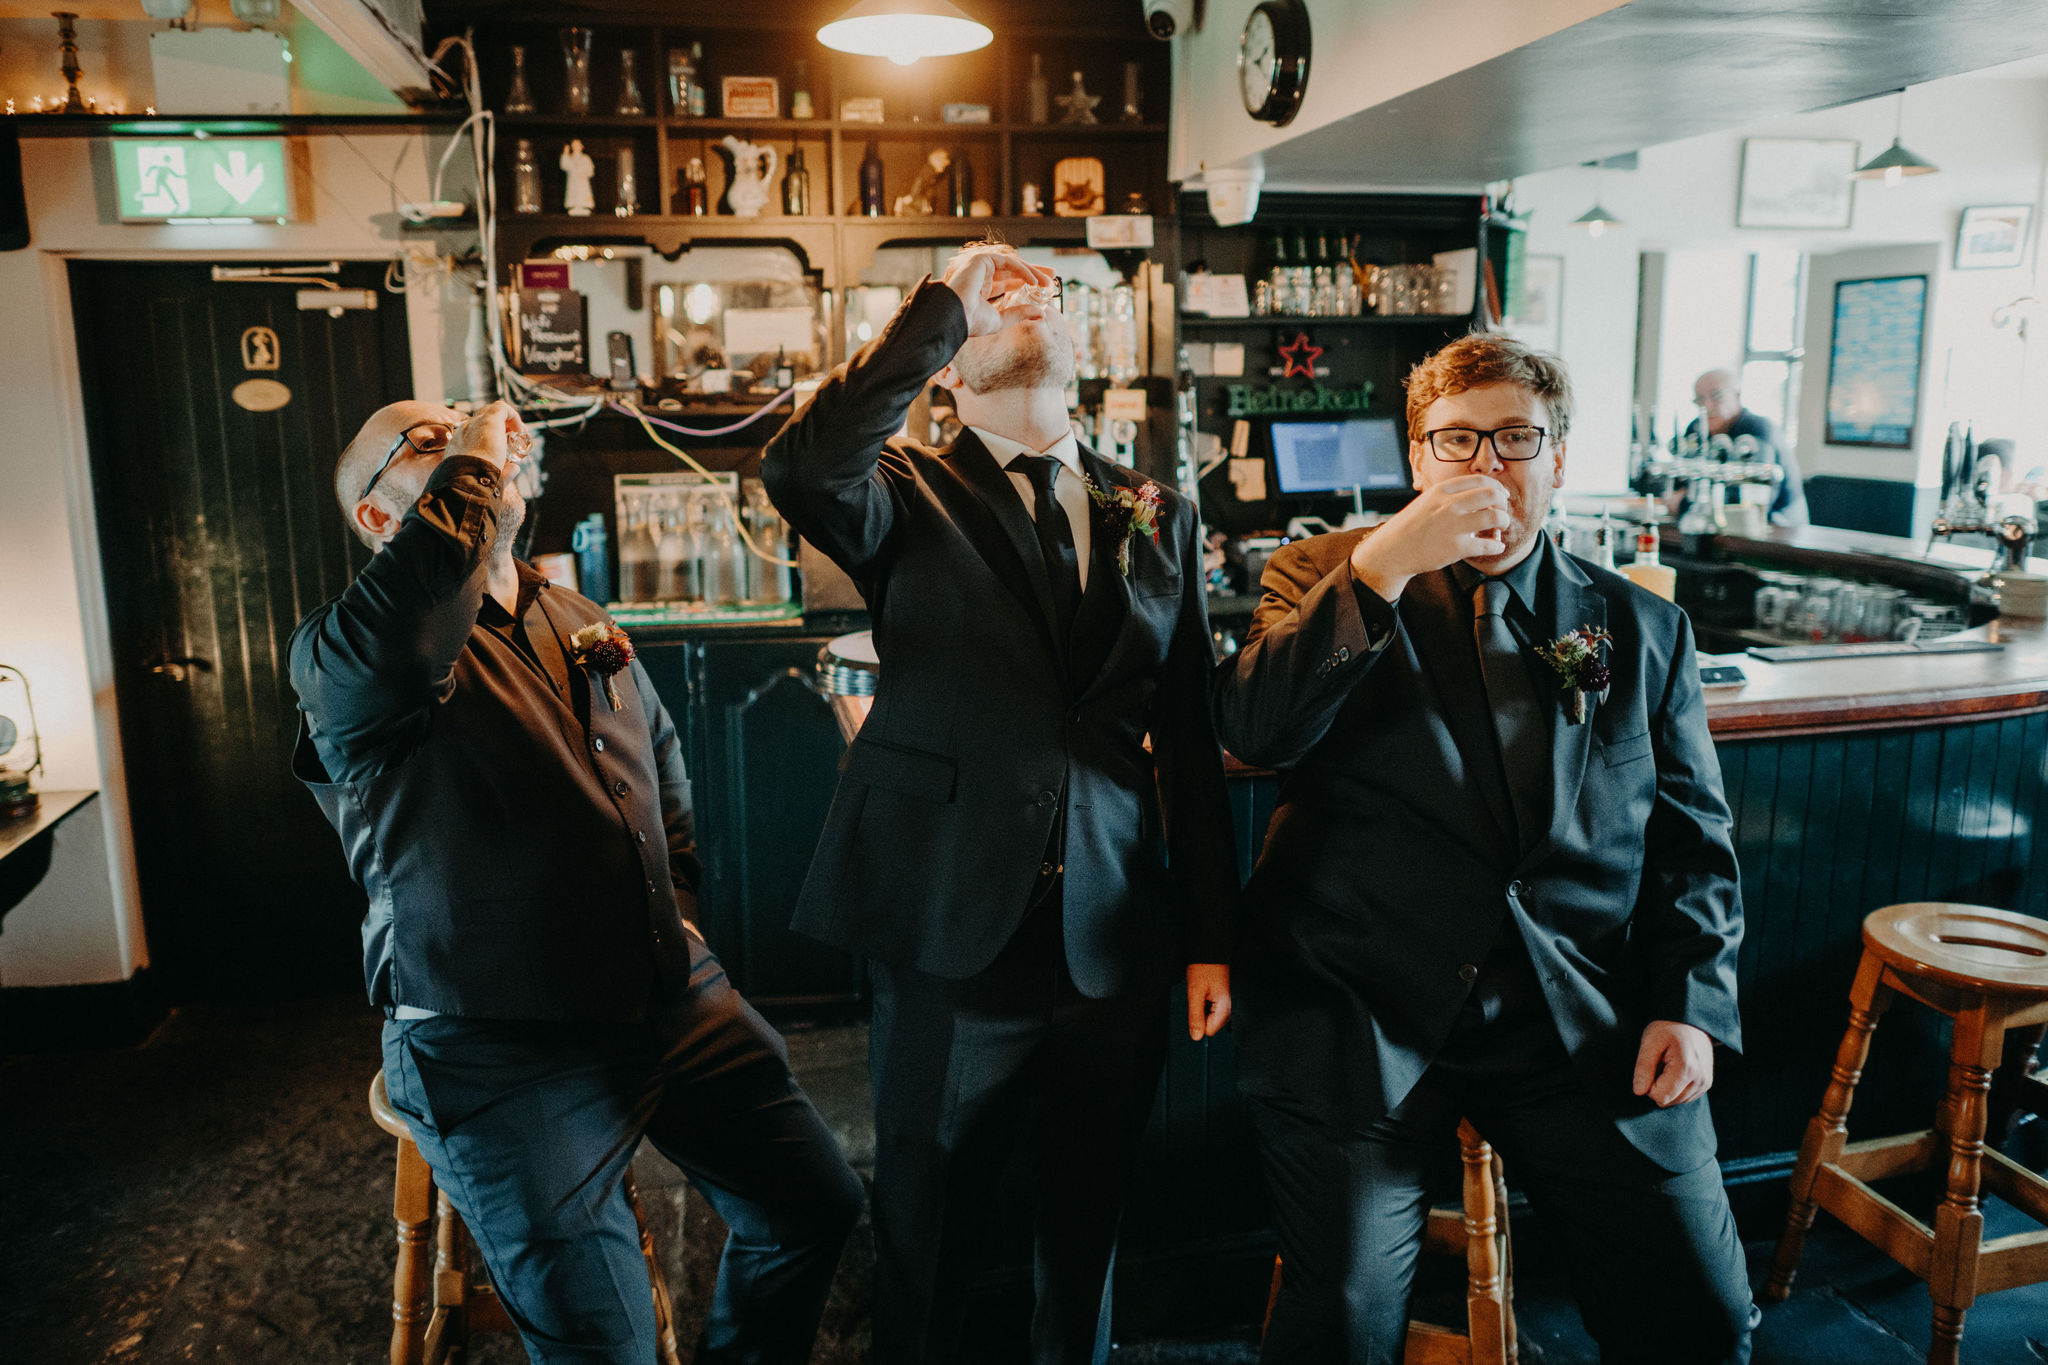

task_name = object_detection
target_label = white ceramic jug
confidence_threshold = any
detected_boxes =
[719,136,779,219]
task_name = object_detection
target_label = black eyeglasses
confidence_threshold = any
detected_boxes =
[359,422,453,502]
[1425,425,1549,463]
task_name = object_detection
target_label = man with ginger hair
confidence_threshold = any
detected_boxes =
[290,399,861,1365]
[1214,334,1756,1363]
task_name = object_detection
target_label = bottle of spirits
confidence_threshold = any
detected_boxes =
[513,139,542,214]
[949,155,971,217]
[656,503,688,602]
[1310,229,1336,317]
[668,43,696,116]
[782,145,810,216]
[859,141,886,217]
[1622,526,1677,601]
[504,44,536,115]
[1290,231,1314,318]
[1592,513,1619,571]
[790,59,814,119]
[614,147,638,216]
[682,157,708,215]
[1026,53,1050,124]
[686,43,707,117]
[615,49,646,116]
[559,27,593,117]
[1267,235,1291,316]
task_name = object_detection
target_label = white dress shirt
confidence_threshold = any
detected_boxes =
[969,425,1092,590]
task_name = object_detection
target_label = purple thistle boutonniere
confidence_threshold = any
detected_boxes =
[1535,625,1614,725]
[1080,473,1165,576]
[569,622,636,711]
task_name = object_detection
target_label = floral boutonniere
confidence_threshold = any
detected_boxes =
[1535,625,1614,725]
[1080,473,1165,576]
[568,622,636,711]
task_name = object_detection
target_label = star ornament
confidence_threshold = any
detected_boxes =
[1278,332,1324,379]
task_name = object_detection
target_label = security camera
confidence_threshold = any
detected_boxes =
[1143,0,1190,40]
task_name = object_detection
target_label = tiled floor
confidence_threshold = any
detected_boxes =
[3,995,2044,1364]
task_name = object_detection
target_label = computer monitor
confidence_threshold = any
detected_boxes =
[1270,417,1409,495]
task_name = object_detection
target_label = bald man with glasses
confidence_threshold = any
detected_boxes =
[289,400,863,1365]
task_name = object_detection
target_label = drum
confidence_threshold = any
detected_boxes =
[816,630,878,745]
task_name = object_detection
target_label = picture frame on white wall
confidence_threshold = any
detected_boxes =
[1954,205,2032,270]
[1505,254,1563,355]
[1736,139,1857,230]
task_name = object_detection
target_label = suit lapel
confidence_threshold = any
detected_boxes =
[938,433,1064,666]
[1519,542,1604,871]
[1072,448,1139,704]
[1400,569,1519,854]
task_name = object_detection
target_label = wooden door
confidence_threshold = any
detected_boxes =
[70,261,410,999]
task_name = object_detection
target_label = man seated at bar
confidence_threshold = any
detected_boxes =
[289,400,863,1365]
[763,241,1237,1363]
[1683,366,1807,527]
[1213,335,1758,1364]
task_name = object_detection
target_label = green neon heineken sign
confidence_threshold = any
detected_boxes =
[113,138,293,222]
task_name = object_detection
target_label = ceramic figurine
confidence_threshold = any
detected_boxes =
[1055,69,1100,124]
[561,138,596,216]
[718,136,779,218]
[893,149,951,217]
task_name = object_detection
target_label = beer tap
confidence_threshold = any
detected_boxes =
[1930,451,2037,576]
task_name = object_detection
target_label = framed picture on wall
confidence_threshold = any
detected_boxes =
[1737,139,1858,230]
[1954,205,2033,269]
[1824,274,1927,448]
[1504,253,1563,354]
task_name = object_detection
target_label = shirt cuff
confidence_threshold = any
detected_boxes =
[424,454,502,494]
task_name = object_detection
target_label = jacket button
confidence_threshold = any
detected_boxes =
[613,780,629,796]
[1038,790,1056,806]
[1508,880,1526,898]
[1458,963,1479,983]
[636,830,648,845]
[593,737,606,752]
[1336,646,1351,662]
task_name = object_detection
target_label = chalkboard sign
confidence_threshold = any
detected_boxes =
[1824,274,1927,448]
[515,288,587,375]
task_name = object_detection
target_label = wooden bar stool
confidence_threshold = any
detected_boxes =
[1764,902,2048,1365]
[369,1071,685,1365]
[1264,1118,1518,1365]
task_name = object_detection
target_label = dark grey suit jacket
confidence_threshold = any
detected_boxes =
[762,280,1238,996]
[1213,529,1743,1170]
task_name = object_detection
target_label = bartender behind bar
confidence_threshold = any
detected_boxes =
[1682,367,1807,526]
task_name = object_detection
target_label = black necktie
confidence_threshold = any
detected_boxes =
[1472,577,1548,848]
[1007,453,1081,642]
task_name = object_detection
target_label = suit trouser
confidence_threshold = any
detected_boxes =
[379,940,865,1365]
[867,895,1169,1365]
[1250,980,1756,1365]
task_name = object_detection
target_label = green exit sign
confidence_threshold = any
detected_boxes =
[113,138,293,222]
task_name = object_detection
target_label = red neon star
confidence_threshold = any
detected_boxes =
[1278,332,1323,379]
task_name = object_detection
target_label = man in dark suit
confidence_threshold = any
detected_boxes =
[291,400,863,1365]
[1213,334,1756,1364]
[763,244,1238,1363]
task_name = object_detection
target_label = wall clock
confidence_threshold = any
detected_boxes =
[1239,0,1311,127]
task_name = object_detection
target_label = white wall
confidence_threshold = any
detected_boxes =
[0,132,474,988]
[1505,74,2048,497]
[1168,0,1626,185]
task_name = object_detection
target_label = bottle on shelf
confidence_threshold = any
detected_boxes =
[668,43,697,117]
[559,27,594,117]
[1310,228,1336,317]
[679,499,707,605]
[1266,234,1290,316]
[614,147,639,216]
[859,141,886,217]
[742,482,793,604]
[1336,233,1362,315]
[791,59,814,119]
[1289,230,1313,318]
[1591,512,1619,571]
[1026,52,1050,124]
[687,42,707,116]
[681,157,708,215]
[504,44,536,115]
[615,48,646,116]
[1622,525,1677,601]
[704,497,745,606]
[782,145,810,216]
[656,501,688,602]
[618,508,659,602]
[1120,59,1143,122]
[949,155,971,217]
[512,138,542,214]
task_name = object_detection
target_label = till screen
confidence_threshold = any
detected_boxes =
[1270,418,1409,493]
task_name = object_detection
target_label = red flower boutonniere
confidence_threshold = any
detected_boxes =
[1080,474,1165,576]
[569,622,636,711]
[1535,625,1614,725]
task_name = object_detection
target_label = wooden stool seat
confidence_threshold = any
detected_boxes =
[1765,903,2048,1365]
[370,1070,685,1365]
[1265,1118,1518,1365]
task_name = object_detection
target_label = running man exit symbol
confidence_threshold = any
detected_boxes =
[135,146,190,216]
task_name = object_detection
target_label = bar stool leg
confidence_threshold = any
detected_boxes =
[1766,952,1893,1302]
[1458,1120,1508,1365]
[1493,1152,1518,1365]
[390,1140,434,1365]
[624,1170,684,1365]
[423,1189,468,1365]
[1927,999,2003,1365]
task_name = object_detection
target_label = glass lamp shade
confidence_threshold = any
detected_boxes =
[1572,203,1623,237]
[228,0,282,25]
[1851,139,1938,186]
[817,0,993,66]
[139,0,195,20]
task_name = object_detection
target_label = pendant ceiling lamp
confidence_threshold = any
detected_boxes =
[817,0,993,67]
[1852,88,1938,186]
[1572,163,1624,237]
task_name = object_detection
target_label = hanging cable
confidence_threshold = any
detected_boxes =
[622,405,799,568]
